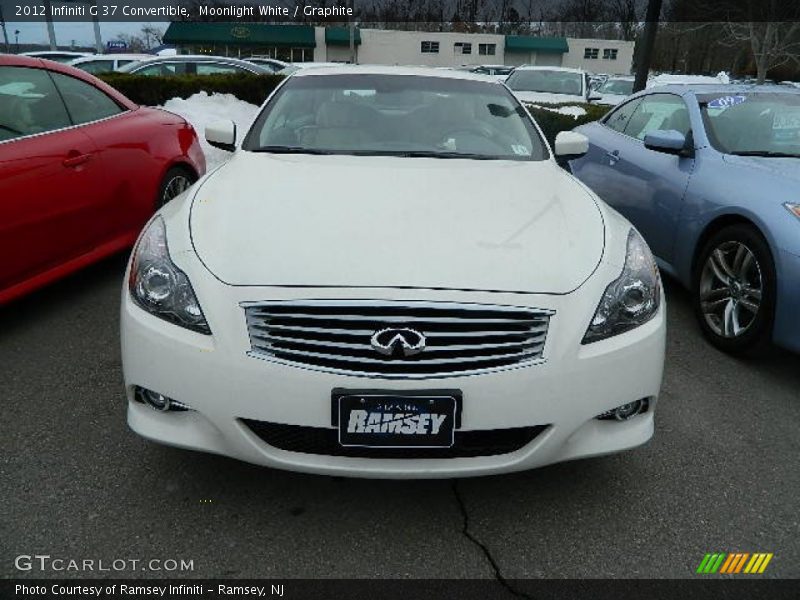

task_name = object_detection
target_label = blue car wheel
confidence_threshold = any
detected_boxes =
[693,224,776,355]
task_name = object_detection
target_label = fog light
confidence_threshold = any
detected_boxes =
[597,398,648,421]
[133,386,191,412]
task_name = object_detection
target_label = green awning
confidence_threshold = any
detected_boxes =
[504,36,568,53]
[325,27,361,46]
[163,22,316,48]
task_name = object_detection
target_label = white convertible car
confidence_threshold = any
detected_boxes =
[121,66,665,478]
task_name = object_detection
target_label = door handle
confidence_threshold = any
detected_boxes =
[63,151,92,168]
[606,150,620,165]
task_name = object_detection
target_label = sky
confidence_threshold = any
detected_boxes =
[4,21,157,47]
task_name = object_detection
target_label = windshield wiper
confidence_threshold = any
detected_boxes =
[393,150,499,160]
[729,150,800,158]
[251,145,334,155]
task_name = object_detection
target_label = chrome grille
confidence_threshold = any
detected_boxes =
[244,301,552,378]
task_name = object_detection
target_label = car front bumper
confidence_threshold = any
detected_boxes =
[121,267,666,478]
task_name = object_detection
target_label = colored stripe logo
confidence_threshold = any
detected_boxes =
[696,553,773,574]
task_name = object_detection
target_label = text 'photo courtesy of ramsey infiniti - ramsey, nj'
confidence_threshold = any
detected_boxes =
[121,66,666,478]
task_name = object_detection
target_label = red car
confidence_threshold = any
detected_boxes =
[0,54,205,305]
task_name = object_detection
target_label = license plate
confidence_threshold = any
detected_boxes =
[333,390,461,449]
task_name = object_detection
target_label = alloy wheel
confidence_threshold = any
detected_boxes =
[698,241,763,338]
[162,174,192,204]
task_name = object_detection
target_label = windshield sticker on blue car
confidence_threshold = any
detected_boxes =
[707,95,747,109]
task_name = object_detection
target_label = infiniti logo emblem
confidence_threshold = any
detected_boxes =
[370,328,426,357]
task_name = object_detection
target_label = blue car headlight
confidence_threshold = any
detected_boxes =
[784,203,800,220]
[583,229,661,343]
[129,216,211,334]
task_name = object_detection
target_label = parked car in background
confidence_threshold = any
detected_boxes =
[20,51,91,63]
[119,55,269,76]
[276,62,343,76]
[570,85,800,354]
[592,76,635,106]
[244,57,290,73]
[120,66,665,478]
[588,73,610,90]
[469,65,515,81]
[0,55,205,305]
[506,66,598,104]
[69,54,153,74]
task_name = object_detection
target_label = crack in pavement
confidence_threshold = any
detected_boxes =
[451,480,533,599]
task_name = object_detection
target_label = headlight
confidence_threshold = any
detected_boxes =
[785,203,800,220]
[129,216,210,334]
[583,229,661,343]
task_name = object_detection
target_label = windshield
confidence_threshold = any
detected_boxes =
[700,93,800,157]
[505,69,584,96]
[243,74,548,160]
[118,61,147,73]
[599,79,633,96]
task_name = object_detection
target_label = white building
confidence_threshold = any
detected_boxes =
[164,23,634,75]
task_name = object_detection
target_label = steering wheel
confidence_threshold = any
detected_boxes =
[440,123,495,141]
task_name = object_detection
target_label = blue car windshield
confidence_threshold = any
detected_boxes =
[699,93,800,157]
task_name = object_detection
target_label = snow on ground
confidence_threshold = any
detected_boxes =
[158,92,260,171]
[648,72,730,87]
[527,104,588,119]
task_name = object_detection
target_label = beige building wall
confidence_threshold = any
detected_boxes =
[504,51,565,67]
[563,38,634,74]
[357,29,506,67]
[313,27,327,62]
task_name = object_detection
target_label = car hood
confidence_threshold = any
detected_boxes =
[189,153,605,294]
[512,91,586,105]
[722,154,800,183]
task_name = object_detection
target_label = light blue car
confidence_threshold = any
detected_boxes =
[570,85,800,354]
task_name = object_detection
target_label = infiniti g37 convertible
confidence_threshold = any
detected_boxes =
[570,85,800,354]
[121,66,665,478]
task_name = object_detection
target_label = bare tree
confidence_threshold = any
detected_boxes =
[724,20,800,83]
[140,25,164,49]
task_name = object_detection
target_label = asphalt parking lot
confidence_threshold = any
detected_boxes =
[1,254,798,583]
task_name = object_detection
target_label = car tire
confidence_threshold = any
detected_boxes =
[692,224,776,356]
[156,167,197,209]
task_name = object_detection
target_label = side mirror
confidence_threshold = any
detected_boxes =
[206,120,237,152]
[554,131,589,158]
[644,129,688,155]
[588,91,602,102]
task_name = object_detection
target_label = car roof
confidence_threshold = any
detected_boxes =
[644,83,800,96]
[0,54,137,109]
[71,54,152,63]
[512,66,586,74]
[133,54,254,63]
[21,51,90,57]
[291,64,506,82]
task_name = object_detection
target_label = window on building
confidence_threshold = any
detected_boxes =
[421,41,440,54]
[603,48,619,60]
[584,48,599,59]
[454,42,472,55]
[478,43,496,56]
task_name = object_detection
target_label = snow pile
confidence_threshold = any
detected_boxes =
[527,104,587,119]
[648,73,730,88]
[158,92,260,171]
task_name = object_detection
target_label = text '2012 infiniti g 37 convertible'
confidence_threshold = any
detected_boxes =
[121,66,666,478]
